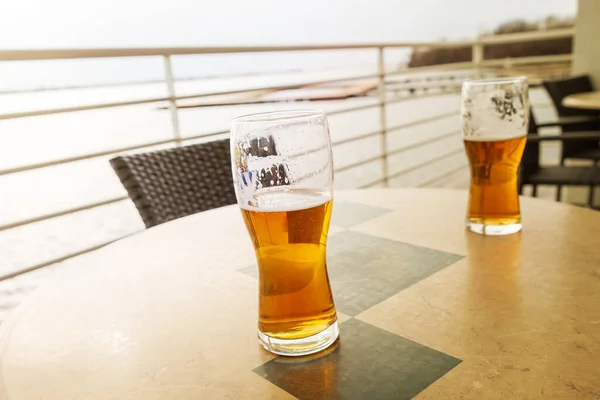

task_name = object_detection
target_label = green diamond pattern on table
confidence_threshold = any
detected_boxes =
[326,231,463,316]
[239,230,463,317]
[241,202,464,399]
[254,318,461,400]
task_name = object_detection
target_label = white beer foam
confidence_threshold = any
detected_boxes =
[462,132,527,142]
[461,81,529,141]
[240,188,331,212]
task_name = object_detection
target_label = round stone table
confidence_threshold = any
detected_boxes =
[1,189,599,399]
[562,90,600,110]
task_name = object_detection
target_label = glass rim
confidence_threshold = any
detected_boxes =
[462,76,528,86]
[232,109,325,124]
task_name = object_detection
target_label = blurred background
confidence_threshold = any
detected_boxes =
[0,0,593,320]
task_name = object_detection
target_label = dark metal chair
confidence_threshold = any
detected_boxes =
[519,114,600,207]
[542,75,600,163]
[110,139,237,228]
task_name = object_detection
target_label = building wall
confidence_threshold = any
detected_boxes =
[572,0,600,85]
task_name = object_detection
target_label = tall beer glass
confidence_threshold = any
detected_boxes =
[230,110,338,356]
[462,77,529,235]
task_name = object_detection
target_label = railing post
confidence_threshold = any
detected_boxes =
[472,42,484,79]
[163,55,182,145]
[377,46,389,187]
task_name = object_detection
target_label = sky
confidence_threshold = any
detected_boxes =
[0,0,577,91]
[0,0,576,48]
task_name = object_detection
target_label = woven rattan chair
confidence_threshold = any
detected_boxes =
[110,139,237,228]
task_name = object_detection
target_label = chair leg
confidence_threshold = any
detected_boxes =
[556,185,562,202]
[588,186,595,208]
[532,185,538,197]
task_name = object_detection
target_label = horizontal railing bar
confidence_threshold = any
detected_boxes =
[0,239,118,282]
[0,72,380,121]
[359,177,387,189]
[358,146,465,188]
[0,97,172,121]
[174,73,379,101]
[335,154,383,173]
[177,98,381,116]
[0,138,175,176]
[0,196,128,232]
[0,29,572,61]
[386,110,459,133]
[416,163,468,188]
[387,147,464,181]
[387,130,459,158]
[284,128,392,157]
[181,130,229,142]
[0,44,462,62]
[287,145,329,159]
[0,43,463,61]
[384,89,462,107]
[327,101,380,116]
[296,160,332,183]
[332,129,383,147]
[384,81,463,91]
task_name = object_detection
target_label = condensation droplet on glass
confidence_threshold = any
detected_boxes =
[270,180,274,185]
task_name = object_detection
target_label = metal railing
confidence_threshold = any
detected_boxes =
[0,28,574,278]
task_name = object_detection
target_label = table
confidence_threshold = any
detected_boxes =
[1,189,599,400]
[562,90,600,110]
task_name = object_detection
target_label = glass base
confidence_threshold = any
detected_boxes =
[467,220,522,235]
[258,320,339,356]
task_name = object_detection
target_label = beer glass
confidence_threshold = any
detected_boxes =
[230,110,338,356]
[462,77,529,235]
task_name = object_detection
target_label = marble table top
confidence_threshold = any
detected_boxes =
[0,189,599,399]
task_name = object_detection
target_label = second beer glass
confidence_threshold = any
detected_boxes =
[462,77,530,235]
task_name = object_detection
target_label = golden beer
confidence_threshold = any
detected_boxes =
[241,189,337,341]
[461,76,529,235]
[464,136,526,232]
[232,109,338,355]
